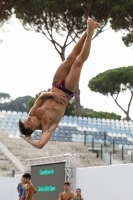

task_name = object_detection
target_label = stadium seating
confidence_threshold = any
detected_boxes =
[1,110,133,176]
[0,110,133,147]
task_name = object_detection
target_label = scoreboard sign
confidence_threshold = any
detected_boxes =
[31,162,65,200]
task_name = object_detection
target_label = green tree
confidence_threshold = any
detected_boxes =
[88,66,133,121]
[64,100,75,116]
[0,92,11,102]
[0,95,32,112]
[82,111,121,120]
[110,1,133,47]
[0,0,30,23]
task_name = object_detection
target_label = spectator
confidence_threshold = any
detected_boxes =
[58,181,74,200]
[17,176,25,200]
[20,172,37,200]
[74,188,84,200]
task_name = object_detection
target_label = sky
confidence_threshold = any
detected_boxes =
[0,15,133,118]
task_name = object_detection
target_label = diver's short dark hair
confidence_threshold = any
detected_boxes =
[18,119,33,136]
[64,181,70,186]
[22,172,31,180]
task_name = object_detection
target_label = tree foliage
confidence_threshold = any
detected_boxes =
[64,100,75,116]
[15,0,133,47]
[0,92,11,102]
[110,0,133,47]
[0,0,20,23]
[82,110,121,120]
[88,66,133,120]
[0,95,32,112]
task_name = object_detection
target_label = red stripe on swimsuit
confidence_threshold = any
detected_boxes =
[52,80,75,98]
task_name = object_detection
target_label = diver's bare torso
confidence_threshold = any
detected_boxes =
[34,87,71,131]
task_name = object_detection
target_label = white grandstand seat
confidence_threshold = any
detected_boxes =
[62,122,68,127]
[107,132,113,137]
[73,119,78,124]
[106,119,110,123]
[3,117,8,122]
[115,119,120,123]
[21,116,27,120]
[82,116,87,121]
[68,116,73,123]
[13,114,19,118]
[23,112,28,116]
[7,111,12,114]
[128,150,132,155]
[82,123,88,128]
[68,122,73,127]
[117,133,122,137]
[129,121,133,125]
[78,123,82,129]
[88,118,92,121]
[92,127,97,132]
[82,127,87,131]
[81,134,84,142]
[8,118,14,122]
[92,119,97,125]
[71,133,77,141]
[77,134,83,142]
[78,116,82,120]
[12,111,17,115]
[92,118,97,121]
[12,126,18,131]
[97,118,102,122]
[112,133,117,138]
[122,133,127,138]
[87,127,93,133]
[111,119,115,123]
[86,134,92,143]
[9,129,16,134]
[101,118,106,122]
[5,129,10,134]
[6,114,11,118]
[9,134,14,138]
[18,111,23,115]
[0,113,5,118]
[6,126,12,130]
[63,115,68,120]
[14,134,21,139]
[1,125,6,130]
[1,121,7,126]
[2,110,6,114]
[124,121,128,125]
[77,127,82,132]
[73,116,78,120]
[8,122,13,126]
[72,123,78,128]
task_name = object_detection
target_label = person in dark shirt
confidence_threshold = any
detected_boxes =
[74,188,84,200]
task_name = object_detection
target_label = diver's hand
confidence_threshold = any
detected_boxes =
[52,92,67,104]
[19,134,32,142]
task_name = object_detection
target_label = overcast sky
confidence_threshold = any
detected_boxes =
[0,15,133,118]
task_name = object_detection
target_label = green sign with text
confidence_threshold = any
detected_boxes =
[38,186,56,192]
[39,170,54,175]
